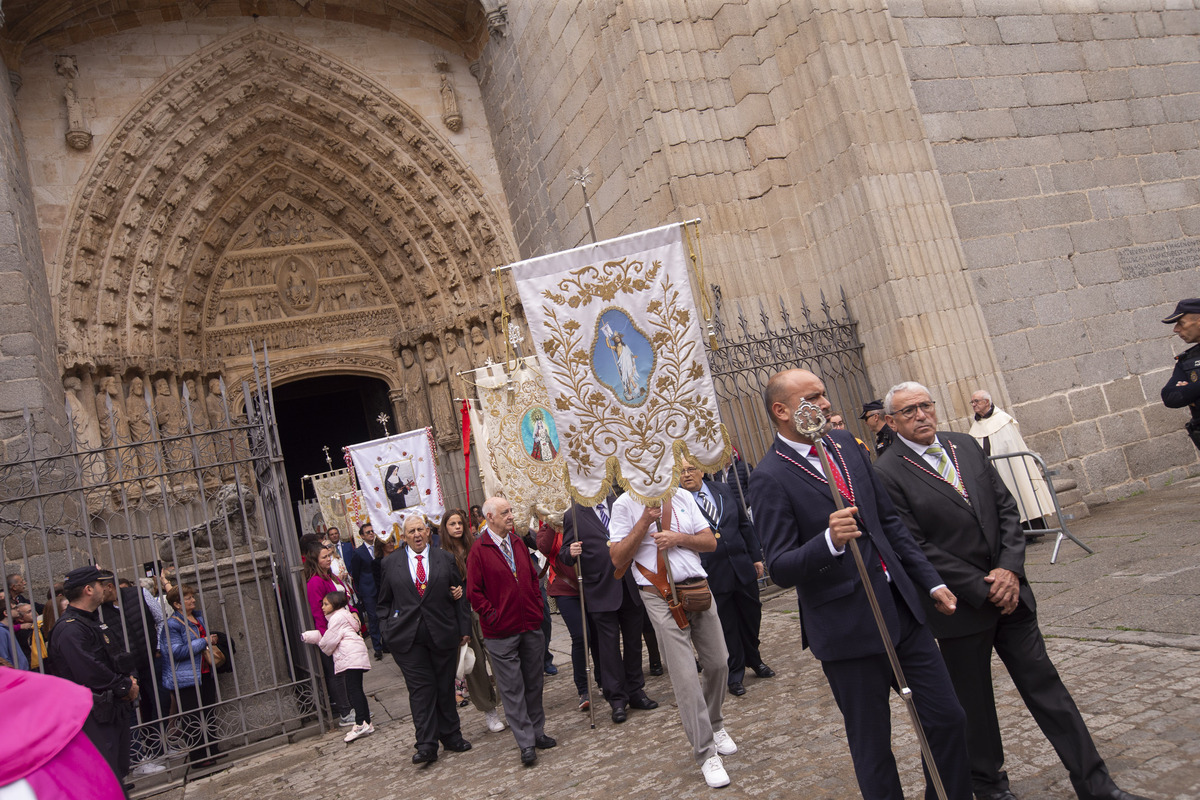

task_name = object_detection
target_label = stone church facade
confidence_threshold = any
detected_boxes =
[0,0,1197,510]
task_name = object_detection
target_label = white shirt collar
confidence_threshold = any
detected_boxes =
[896,432,944,457]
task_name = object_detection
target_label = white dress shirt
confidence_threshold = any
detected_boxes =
[609,491,710,585]
[406,544,430,585]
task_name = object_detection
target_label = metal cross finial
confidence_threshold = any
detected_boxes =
[377,412,390,436]
[569,165,599,244]
[568,166,593,188]
[322,445,332,470]
[793,398,831,440]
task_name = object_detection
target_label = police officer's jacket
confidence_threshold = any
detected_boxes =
[1161,342,1200,423]
[48,605,134,700]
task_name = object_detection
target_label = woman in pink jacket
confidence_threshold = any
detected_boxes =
[302,591,372,743]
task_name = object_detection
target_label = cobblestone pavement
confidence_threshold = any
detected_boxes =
[154,479,1200,799]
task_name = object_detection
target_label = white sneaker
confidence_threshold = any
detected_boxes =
[484,709,506,732]
[702,755,730,788]
[713,728,738,755]
[338,712,356,727]
[344,722,374,742]
[131,760,167,776]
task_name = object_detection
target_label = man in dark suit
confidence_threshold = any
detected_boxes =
[875,381,1150,800]
[350,522,384,660]
[377,514,472,764]
[681,457,774,696]
[561,496,658,723]
[748,368,971,800]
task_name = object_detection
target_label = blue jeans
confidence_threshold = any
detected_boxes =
[554,594,589,697]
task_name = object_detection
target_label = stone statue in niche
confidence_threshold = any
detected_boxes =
[125,376,155,479]
[439,71,463,132]
[153,378,193,485]
[64,376,107,491]
[470,324,499,366]
[398,346,430,433]
[422,340,458,449]
[55,56,92,150]
[94,376,131,481]
[443,331,472,402]
[207,377,236,481]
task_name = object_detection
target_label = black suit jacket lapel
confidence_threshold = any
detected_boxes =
[894,441,977,518]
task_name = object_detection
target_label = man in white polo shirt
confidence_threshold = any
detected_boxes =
[609,487,736,789]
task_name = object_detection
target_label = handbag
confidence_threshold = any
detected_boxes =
[631,499,713,628]
[206,641,228,670]
[455,641,476,680]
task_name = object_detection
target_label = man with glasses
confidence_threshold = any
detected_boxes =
[875,381,1150,800]
[680,457,773,699]
[466,496,556,767]
[967,390,1055,534]
[749,368,971,800]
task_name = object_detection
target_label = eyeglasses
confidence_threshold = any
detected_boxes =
[892,401,936,420]
[680,466,703,475]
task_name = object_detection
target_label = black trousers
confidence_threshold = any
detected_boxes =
[821,589,971,800]
[342,668,371,725]
[590,583,646,708]
[391,620,461,751]
[177,672,218,762]
[937,601,1117,799]
[83,707,132,779]
[713,579,763,684]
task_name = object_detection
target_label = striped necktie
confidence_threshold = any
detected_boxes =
[499,536,517,577]
[925,444,965,496]
[597,503,609,527]
[697,491,717,522]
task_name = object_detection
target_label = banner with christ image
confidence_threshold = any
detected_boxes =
[346,427,445,542]
[510,221,731,505]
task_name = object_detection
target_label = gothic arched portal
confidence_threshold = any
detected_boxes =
[55,28,520,449]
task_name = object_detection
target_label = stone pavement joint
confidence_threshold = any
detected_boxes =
[159,481,1200,799]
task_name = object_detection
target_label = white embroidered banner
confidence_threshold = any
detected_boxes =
[309,469,368,545]
[510,222,730,504]
[346,427,445,542]
[470,357,570,517]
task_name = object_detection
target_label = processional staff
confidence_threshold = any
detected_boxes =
[793,398,949,800]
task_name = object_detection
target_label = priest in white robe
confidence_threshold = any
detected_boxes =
[969,390,1057,529]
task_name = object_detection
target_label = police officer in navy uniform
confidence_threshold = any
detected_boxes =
[48,566,139,782]
[859,399,896,457]
[1161,298,1200,452]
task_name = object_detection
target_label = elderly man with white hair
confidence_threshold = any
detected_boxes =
[968,389,1056,532]
[466,496,556,767]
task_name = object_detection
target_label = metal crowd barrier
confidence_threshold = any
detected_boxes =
[986,450,1093,564]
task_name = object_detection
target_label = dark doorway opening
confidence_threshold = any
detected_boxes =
[272,374,391,532]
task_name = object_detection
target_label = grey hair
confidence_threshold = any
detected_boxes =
[884,381,933,415]
[481,496,508,517]
[971,389,992,402]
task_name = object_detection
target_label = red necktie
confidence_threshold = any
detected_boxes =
[415,554,426,597]
[812,446,854,504]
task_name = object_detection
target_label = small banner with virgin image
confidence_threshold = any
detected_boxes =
[509,222,730,505]
[346,427,445,542]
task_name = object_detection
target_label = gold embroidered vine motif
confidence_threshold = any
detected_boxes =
[540,257,662,308]
[537,268,723,492]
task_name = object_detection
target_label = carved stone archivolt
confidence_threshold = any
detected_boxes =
[54,29,519,432]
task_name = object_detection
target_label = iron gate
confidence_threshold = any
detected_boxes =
[0,347,323,793]
[705,285,876,468]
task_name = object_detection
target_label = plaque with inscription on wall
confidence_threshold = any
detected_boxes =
[1118,238,1200,279]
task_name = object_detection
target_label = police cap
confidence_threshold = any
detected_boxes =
[859,400,884,420]
[1162,298,1200,323]
[62,565,116,591]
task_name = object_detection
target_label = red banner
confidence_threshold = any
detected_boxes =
[461,399,471,514]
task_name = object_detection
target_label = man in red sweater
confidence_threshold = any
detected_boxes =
[466,496,556,766]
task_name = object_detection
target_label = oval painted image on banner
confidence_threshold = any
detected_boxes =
[592,309,654,407]
[520,407,561,463]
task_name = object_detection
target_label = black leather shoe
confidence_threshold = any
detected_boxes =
[975,791,1017,800]
[520,746,537,766]
[534,734,557,749]
[1087,791,1151,800]
[412,748,438,765]
[374,650,383,661]
[441,737,472,752]
[753,663,775,678]
[728,681,746,696]
[611,705,627,723]
[628,693,659,710]
[648,663,663,676]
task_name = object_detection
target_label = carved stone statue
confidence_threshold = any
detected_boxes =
[207,377,236,482]
[64,376,106,492]
[440,72,462,132]
[422,340,457,448]
[56,56,92,150]
[125,376,155,479]
[470,324,499,366]
[94,376,131,481]
[399,347,430,433]
[154,377,193,485]
[443,332,472,402]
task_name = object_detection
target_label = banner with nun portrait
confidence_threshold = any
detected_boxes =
[469,356,569,517]
[509,221,730,505]
[346,427,445,542]
[309,470,369,545]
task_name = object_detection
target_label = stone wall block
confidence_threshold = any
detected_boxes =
[1015,392,1073,430]
[1024,429,1066,466]
[1068,386,1109,422]
[1023,73,1089,106]
[1012,105,1081,136]
[1091,13,1139,40]
[997,15,1059,44]
[1143,401,1190,437]
[1060,420,1104,459]
[1123,432,1199,478]
[1099,407,1150,447]
[1075,350,1131,386]
[1079,447,1132,490]
[1103,375,1147,411]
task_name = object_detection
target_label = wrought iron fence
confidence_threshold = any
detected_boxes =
[0,346,323,794]
[705,285,876,470]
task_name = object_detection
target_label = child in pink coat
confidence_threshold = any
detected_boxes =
[301,591,373,742]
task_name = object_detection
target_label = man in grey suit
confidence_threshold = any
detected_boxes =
[377,515,472,764]
[875,381,1149,800]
